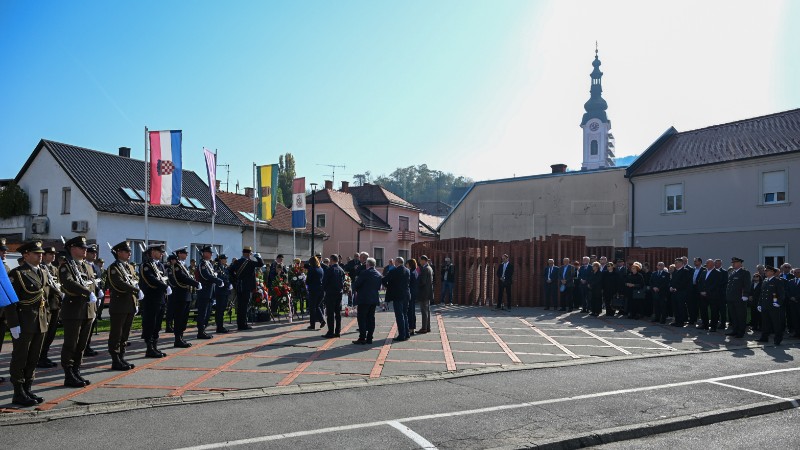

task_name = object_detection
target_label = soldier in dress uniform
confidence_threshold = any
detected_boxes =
[37,246,63,368]
[196,246,223,339]
[82,244,103,357]
[757,265,786,346]
[724,257,751,338]
[213,254,232,333]
[139,243,171,357]
[6,241,50,406]
[166,248,200,347]
[59,235,98,388]
[106,241,141,370]
[228,246,264,330]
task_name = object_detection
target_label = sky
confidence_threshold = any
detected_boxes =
[1,0,798,192]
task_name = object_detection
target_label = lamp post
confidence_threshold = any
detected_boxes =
[310,182,318,257]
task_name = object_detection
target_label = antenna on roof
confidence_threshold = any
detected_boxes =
[316,163,346,186]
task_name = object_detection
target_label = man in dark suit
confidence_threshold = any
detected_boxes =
[696,259,718,330]
[577,257,592,313]
[558,257,575,312]
[715,259,729,329]
[543,259,558,310]
[496,254,513,310]
[758,265,786,345]
[228,247,264,331]
[352,258,382,345]
[417,255,433,333]
[649,262,670,324]
[725,257,751,338]
[384,257,411,341]
[688,257,705,326]
[323,254,346,338]
[780,264,796,334]
[669,258,691,327]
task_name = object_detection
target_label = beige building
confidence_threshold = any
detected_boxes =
[438,166,630,246]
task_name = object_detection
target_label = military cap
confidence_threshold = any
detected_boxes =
[43,246,57,254]
[276,254,284,259]
[242,246,253,253]
[167,254,178,262]
[146,243,166,253]
[765,265,777,273]
[218,254,227,260]
[175,247,189,255]
[65,236,89,249]
[731,257,744,263]
[111,241,132,253]
[18,240,45,254]
[200,245,213,253]
[87,244,98,253]
[0,237,7,251]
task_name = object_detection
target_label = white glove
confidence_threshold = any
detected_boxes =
[166,286,173,295]
[228,284,233,291]
[741,296,748,302]
[757,305,762,312]
[218,281,224,288]
[137,290,144,301]
[60,292,66,300]
[197,283,203,291]
[89,292,97,303]
[135,306,139,315]
[10,326,21,339]
[773,302,780,308]
[254,253,261,259]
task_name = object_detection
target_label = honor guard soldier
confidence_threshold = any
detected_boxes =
[213,254,233,333]
[82,244,103,357]
[724,257,751,338]
[59,235,98,388]
[228,247,264,331]
[166,248,200,348]
[37,246,63,368]
[139,243,171,357]
[6,241,49,406]
[757,265,787,346]
[107,242,142,370]
[196,246,223,339]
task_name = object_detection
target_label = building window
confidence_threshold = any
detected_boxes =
[61,187,71,214]
[665,183,684,212]
[398,249,410,262]
[761,170,787,204]
[129,239,166,265]
[761,245,787,268]
[40,190,48,216]
[590,140,598,156]
[260,233,279,247]
[316,214,326,228]
[373,247,384,268]
[399,216,409,232]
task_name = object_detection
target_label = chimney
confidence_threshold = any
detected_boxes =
[119,147,131,158]
[550,164,567,174]
[244,187,254,198]
[324,180,333,190]
[215,180,221,191]
[341,181,349,193]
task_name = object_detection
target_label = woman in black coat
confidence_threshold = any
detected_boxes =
[306,257,325,330]
[749,273,763,331]
[624,262,646,319]
[601,262,617,316]
[588,262,604,316]
[406,259,420,334]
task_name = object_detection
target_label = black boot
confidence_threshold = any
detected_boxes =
[110,352,131,371]
[63,367,86,388]
[23,380,44,404]
[145,340,163,358]
[196,328,212,339]
[12,383,37,407]
[216,326,230,334]
[72,366,91,385]
[153,339,167,357]
[37,356,58,368]
[119,348,135,369]
[174,335,192,348]
[83,346,99,357]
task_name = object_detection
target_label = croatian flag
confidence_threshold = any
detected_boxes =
[291,177,306,229]
[148,130,182,205]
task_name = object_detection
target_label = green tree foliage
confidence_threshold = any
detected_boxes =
[277,153,296,207]
[0,182,30,219]
[372,165,473,205]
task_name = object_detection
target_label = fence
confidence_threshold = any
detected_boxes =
[411,235,687,307]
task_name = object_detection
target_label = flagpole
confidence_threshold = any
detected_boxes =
[211,149,217,247]
[252,163,257,252]
[293,229,296,261]
[144,126,149,246]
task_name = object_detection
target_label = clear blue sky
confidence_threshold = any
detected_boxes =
[2,1,798,191]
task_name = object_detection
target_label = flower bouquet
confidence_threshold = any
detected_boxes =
[288,264,308,315]
[270,273,293,321]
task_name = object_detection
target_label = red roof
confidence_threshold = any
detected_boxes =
[216,191,325,237]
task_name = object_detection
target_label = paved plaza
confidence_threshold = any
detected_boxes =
[0,305,789,415]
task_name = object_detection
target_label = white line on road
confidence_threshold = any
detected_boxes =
[173,366,800,450]
[707,380,800,407]
[388,421,438,449]
[519,318,580,359]
[626,329,678,351]
[576,326,633,355]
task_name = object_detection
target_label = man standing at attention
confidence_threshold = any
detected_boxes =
[228,247,264,331]
[543,259,558,310]
[440,257,456,306]
[417,255,434,334]
[496,254,513,310]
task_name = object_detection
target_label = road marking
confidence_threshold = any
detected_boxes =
[278,319,357,386]
[478,317,522,363]
[172,365,800,450]
[371,323,398,378]
[575,326,632,355]
[388,421,438,449]
[519,318,580,359]
[707,380,800,407]
[437,314,457,371]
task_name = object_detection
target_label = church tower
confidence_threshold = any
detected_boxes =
[580,46,615,170]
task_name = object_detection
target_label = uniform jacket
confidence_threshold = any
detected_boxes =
[229,255,265,292]
[496,262,514,285]
[197,258,222,300]
[6,263,49,333]
[215,262,231,299]
[418,264,434,300]
[725,268,751,302]
[42,262,62,310]
[352,267,382,305]
[59,257,98,321]
[759,276,785,308]
[168,260,200,302]
[139,258,170,302]
[107,260,140,314]
[384,265,410,303]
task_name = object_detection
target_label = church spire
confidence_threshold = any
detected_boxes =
[581,44,609,126]
[581,44,615,171]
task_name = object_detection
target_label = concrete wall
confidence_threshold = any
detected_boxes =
[243,227,324,262]
[440,168,629,247]
[632,153,800,266]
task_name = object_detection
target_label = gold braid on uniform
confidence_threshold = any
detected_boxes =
[170,262,193,289]
[12,267,45,306]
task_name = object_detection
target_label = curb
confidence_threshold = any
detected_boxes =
[499,398,800,449]
[0,340,783,426]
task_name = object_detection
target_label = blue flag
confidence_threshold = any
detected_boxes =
[0,263,19,308]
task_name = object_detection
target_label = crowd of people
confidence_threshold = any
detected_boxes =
[541,255,800,345]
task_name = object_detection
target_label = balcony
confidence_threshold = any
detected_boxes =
[398,231,416,242]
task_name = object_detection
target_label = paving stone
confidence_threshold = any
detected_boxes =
[515,353,575,364]
[306,360,375,375]
[106,368,205,387]
[386,349,445,362]
[453,351,516,364]
[156,356,238,369]
[564,345,629,357]
[230,356,303,372]
[449,341,504,352]
[198,371,287,389]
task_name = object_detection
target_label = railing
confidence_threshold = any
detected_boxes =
[398,231,416,242]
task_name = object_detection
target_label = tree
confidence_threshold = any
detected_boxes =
[277,153,296,207]
[0,182,30,219]
[372,165,473,205]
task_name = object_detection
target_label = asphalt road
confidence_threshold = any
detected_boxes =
[3,344,798,449]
